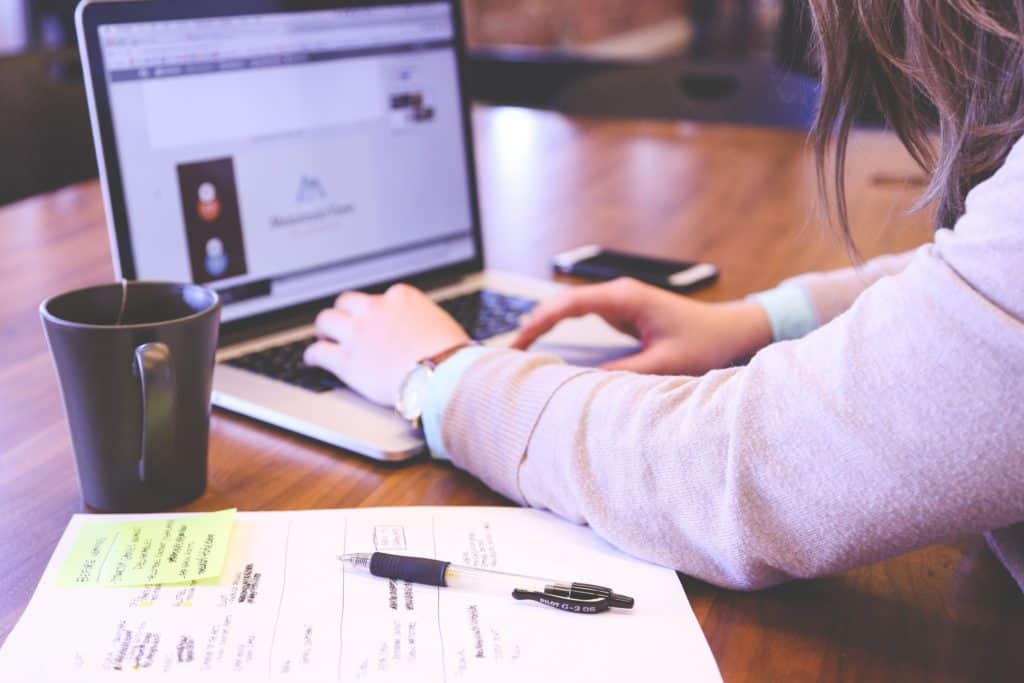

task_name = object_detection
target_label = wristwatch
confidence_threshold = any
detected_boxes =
[395,342,476,429]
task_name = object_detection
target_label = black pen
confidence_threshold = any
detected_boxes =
[338,552,634,615]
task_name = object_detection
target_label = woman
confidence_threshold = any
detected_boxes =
[304,0,1024,590]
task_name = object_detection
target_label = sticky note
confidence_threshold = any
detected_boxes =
[56,509,236,587]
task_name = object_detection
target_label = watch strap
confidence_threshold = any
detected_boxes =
[420,341,479,370]
[396,342,478,429]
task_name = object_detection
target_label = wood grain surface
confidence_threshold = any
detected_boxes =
[1,105,1021,681]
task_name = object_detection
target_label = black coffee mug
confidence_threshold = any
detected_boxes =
[40,281,220,512]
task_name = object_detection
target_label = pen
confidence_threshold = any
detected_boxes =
[338,552,634,615]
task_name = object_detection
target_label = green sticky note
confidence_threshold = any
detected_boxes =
[56,509,236,587]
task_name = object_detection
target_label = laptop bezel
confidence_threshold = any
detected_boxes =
[76,0,487,340]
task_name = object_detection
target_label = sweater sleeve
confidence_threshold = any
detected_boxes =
[749,250,915,341]
[439,142,1024,590]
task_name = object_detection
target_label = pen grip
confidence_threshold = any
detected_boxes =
[369,553,450,587]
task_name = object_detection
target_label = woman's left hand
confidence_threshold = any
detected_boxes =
[303,284,470,406]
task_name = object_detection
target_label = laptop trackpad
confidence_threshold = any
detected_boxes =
[529,314,640,368]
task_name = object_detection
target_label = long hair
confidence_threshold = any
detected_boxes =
[807,0,1024,242]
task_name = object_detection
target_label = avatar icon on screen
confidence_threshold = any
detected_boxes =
[177,157,249,284]
[196,182,222,223]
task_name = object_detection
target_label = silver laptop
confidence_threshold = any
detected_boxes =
[77,0,637,461]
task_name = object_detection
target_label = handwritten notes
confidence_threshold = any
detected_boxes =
[1,508,721,682]
[56,509,236,587]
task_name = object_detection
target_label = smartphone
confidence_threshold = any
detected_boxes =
[552,245,718,292]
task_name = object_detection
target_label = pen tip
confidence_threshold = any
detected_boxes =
[337,553,371,570]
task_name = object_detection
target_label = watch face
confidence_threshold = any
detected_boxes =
[396,365,432,422]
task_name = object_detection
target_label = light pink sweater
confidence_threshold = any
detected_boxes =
[437,138,1024,590]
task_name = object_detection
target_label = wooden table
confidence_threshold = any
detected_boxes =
[2,105,1021,681]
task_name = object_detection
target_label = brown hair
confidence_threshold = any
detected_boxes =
[807,0,1024,242]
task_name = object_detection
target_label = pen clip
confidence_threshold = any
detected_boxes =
[512,588,610,614]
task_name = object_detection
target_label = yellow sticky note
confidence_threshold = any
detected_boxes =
[56,509,236,587]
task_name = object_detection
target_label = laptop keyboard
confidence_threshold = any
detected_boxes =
[437,289,537,342]
[226,336,343,393]
[225,289,536,393]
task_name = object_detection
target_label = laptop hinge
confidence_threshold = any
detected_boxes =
[402,269,467,293]
[218,296,331,348]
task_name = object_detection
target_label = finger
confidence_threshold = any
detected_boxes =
[303,339,351,379]
[600,347,673,374]
[512,285,633,350]
[334,291,373,315]
[510,292,596,350]
[385,282,420,299]
[314,308,354,343]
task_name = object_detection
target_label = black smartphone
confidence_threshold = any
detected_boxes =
[552,245,718,292]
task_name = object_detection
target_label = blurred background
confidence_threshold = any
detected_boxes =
[465,0,773,58]
[0,0,820,207]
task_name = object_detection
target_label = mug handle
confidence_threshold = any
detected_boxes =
[134,343,176,484]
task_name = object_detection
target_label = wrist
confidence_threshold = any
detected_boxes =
[721,299,774,362]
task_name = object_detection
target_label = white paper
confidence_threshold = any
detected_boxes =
[0,507,721,682]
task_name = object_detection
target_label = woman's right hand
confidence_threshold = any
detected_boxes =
[511,277,774,376]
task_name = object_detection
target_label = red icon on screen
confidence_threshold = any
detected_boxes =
[197,182,221,223]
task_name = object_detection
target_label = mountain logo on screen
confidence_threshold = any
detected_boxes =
[270,175,353,230]
[295,176,327,203]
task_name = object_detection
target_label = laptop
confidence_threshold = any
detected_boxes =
[76,0,637,461]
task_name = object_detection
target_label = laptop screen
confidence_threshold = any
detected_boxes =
[93,1,477,322]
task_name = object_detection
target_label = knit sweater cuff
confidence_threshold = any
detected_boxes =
[748,283,820,342]
[423,347,496,460]
[441,349,595,504]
